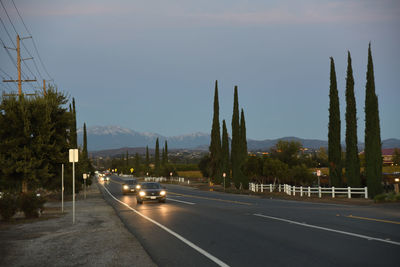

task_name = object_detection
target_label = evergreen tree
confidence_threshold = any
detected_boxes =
[82,123,88,162]
[165,140,168,164]
[345,52,361,187]
[240,109,248,160]
[231,86,242,188]
[239,108,248,188]
[134,153,141,176]
[364,43,382,197]
[328,57,342,186]
[71,98,77,148]
[209,80,222,183]
[221,120,230,188]
[155,138,160,176]
[162,147,166,166]
[0,88,71,192]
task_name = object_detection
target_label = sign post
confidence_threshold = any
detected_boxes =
[83,173,87,200]
[61,164,64,213]
[223,173,226,192]
[69,149,78,224]
[317,169,321,187]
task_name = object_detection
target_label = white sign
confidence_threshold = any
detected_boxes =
[69,149,79,163]
[317,170,321,177]
[83,173,87,179]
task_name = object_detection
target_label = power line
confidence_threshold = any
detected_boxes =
[0,1,41,88]
[11,0,55,83]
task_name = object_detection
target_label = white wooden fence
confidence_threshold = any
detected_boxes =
[249,183,368,199]
[144,177,189,184]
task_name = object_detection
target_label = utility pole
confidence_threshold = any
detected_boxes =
[43,79,46,96]
[2,35,37,97]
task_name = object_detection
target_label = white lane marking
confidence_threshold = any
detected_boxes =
[253,213,400,246]
[101,184,229,267]
[167,198,196,205]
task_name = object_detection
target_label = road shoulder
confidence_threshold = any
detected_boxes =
[0,183,156,267]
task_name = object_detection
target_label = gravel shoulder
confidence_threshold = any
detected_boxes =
[0,183,156,267]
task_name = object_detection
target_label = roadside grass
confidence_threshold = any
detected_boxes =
[177,170,203,179]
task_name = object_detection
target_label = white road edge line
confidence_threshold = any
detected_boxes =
[167,198,196,205]
[253,213,400,246]
[101,184,229,267]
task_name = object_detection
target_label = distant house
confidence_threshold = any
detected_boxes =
[382,148,398,165]
[359,148,399,165]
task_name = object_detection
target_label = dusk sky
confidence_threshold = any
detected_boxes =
[1,0,399,141]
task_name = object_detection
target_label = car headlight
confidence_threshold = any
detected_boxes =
[123,185,129,190]
[160,190,166,196]
[139,191,146,197]
[136,185,141,189]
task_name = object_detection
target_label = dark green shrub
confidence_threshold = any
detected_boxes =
[386,192,397,201]
[0,193,18,221]
[396,194,400,201]
[373,193,387,203]
[19,192,46,218]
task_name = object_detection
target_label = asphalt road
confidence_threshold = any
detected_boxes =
[98,175,400,267]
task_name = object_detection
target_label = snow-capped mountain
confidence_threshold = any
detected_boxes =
[78,125,210,151]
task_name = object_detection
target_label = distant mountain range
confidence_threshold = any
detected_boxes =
[78,125,400,152]
[78,125,209,151]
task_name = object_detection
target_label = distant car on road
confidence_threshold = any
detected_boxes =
[100,176,110,182]
[122,178,140,195]
[137,182,166,204]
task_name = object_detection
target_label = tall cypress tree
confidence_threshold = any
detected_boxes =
[239,108,248,189]
[134,153,141,175]
[345,52,361,187]
[365,43,382,197]
[81,122,89,173]
[240,108,248,160]
[209,80,222,183]
[82,123,88,159]
[231,86,242,188]
[155,138,160,176]
[221,120,230,188]
[162,146,166,166]
[328,57,342,187]
[71,98,77,148]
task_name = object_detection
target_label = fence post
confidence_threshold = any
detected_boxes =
[318,186,322,198]
[256,184,259,192]
[308,186,311,197]
[332,186,335,198]
[270,184,272,192]
[348,187,351,199]
[261,184,264,193]
[300,186,303,197]
[279,184,281,192]
[293,186,296,196]
[365,187,368,199]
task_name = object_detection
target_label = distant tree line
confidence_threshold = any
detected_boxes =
[0,88,93,194]
[109,139,178,177]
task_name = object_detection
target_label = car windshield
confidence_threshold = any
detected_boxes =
[126,180,137,185]
[141,183,162,189]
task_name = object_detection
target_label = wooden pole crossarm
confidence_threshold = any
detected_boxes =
[3,79,37,82]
